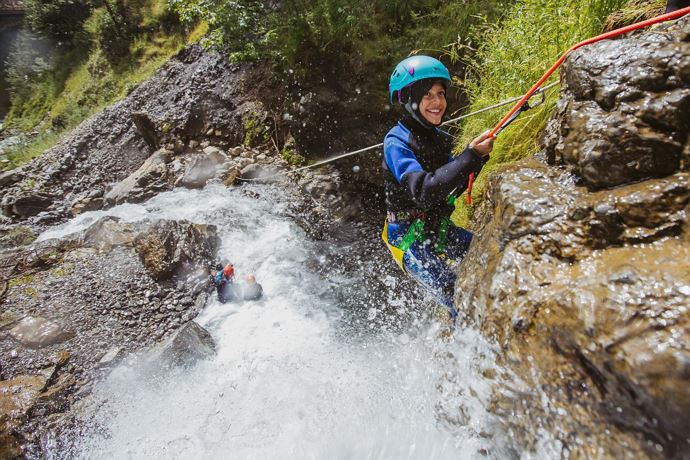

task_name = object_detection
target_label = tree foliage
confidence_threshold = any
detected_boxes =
[170,0,508,71]
[24,0,92,43]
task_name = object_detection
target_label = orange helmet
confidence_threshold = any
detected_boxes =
[223,264,234,277]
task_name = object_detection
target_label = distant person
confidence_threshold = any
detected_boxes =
[213,263,236,303]
[241,275,263,301]
[666,0,690,12]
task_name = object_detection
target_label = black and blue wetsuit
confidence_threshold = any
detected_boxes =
[382,115,487,317]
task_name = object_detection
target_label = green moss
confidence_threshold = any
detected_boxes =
[1,226,37,247]
[243,112,270,147]
[52,262,74,277]
[8,274,35,289]
[281,135,305,166]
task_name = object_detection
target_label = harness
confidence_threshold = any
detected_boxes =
[381,212,453,273]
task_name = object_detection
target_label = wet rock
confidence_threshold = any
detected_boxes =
[159,321,215,367]
[543,17,690,190]
[459,17,690,459]
[9,317,74,349]
[69,196,103,216]
[179,149,228,188]
[223,167,241,186]
[97,346,122,367]
[239,163,281,181]
[133,220,219,281]
[104,149,170,206]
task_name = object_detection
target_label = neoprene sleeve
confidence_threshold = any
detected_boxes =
[401,146,485,208]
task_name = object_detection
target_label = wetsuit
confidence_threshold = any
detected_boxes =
[382,115,487,317]
[214,271,235,303]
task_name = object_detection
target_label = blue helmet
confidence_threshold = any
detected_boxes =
[389,55,451,103]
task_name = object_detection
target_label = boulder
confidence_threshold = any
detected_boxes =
[159,321,215,367]
[239,163,282,181]
[81,216,138,251]
[10,193,54,218]
[543,17,690,189]
[133,219,219,281]
[179,150,228,188]
[9,317,74,349]
[0,169,24,188]
[104,149,170,206]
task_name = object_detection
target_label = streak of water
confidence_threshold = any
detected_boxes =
[43,183,509,459]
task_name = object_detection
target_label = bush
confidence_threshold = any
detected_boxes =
[24,0,91,44]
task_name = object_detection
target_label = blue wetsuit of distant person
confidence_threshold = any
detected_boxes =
[383,116,487,318]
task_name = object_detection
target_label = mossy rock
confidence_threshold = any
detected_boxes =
[281,135,305,166]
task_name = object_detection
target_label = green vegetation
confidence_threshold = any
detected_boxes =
[8,275,34,289]
[0,225,37,247]
[450,0,631,226]
[170,0,509,78]
[52,262,74,277]
[2,0,196,169]
[242,112,270,147]
[281,135,305,166]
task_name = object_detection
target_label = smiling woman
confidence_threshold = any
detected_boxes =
[380,55,494,323]
[418,83,447,126]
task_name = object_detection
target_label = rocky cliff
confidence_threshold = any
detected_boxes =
[456,15,690,459]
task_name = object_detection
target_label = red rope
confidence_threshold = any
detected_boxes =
[466,172,475,205]
[489,6,690,137]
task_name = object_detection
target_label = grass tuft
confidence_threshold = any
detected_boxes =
[451,0,630,226]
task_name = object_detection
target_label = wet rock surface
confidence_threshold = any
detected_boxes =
[543,17,690,190]
[158,321,216,367]
[458,17,690,460]
[0,44,279,227]
[0,217,217,456]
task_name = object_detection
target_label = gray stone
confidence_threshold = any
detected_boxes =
[9,317,74,349]
[104,149,169,206]
[179,151,228,189]
[159,321,215,367]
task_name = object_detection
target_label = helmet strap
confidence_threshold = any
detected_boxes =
[403,99,436,129]
[399,84,438,129]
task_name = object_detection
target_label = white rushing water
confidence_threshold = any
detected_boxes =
[42,183,512,459]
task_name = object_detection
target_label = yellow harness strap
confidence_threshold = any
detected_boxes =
[381,219,406,272]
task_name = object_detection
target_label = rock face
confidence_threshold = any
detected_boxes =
[159,321,216,367]
[457,17,690,459]
[0,217,218,453]
[543,18,690,189]
[0,45,273,225]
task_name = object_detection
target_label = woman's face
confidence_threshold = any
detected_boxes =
[419,82,447,126]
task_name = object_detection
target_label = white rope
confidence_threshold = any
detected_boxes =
[239,81,560,182]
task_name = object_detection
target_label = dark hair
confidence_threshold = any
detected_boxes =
[400,78,449,106]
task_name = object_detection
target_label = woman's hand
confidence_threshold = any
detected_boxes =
[470,130,495,157]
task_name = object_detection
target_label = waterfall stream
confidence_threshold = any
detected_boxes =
[40,183,514,459]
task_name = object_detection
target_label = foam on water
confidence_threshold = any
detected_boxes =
[44,183,509,459]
